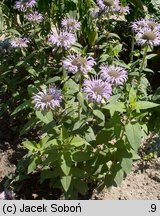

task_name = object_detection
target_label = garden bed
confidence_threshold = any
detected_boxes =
[1,0,160,200]
[0,143,160,200]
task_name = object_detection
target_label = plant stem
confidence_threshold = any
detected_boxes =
[130,30,135,62]
[140,44,148,73]
[62,47,67,81]
[107,7,110,29]
[78,74,82,120]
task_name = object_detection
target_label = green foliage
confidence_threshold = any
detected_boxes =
[1,0,160,199]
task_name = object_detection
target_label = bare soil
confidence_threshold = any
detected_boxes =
[92,158,160,200]
[0,146,160,200]
[0,113,160,200]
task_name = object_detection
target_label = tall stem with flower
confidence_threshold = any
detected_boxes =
[140,43,148,73]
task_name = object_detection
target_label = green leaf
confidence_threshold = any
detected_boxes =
[41,121,56,134]
[85,127,96,143]
[88,28,98,46]
[129,0,145,11]
[20,117,37,136]
[39,135,50,148]
[61,153,72,176]
[61,126,69,141]
[129,149,140,160]
[74,180,88,195]
[28,67,37,76]
[125,123,142,151]
[65,79,79,94]
[129,87,137,110]
[11,100,31,116]
[28,157,40,174]
[71,167,86,178]
[72,119,85,131]
[70,135,86,147]
[46,76,61,84]
[44,139,58,148]
[23,140,37,151]
[136,101,159,110]
[16,61,24,67]
[96,129,111,145]
[36,110,53,124]
[27,84,37,96]
[108,94,121,103]
[77,92,87,111]
[0,5,4,32]
[8,28,21,36]
[108,33,120,40]
[146,54,157,59]
[40,170,62,183]
[61,176,72,192]
[93,110,105,121]
[72,151,91,162]
[114,169,124,186]
[121,158,132,174]
[99,54,110,63]
[103,102,125,113]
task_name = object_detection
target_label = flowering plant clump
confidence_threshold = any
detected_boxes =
[1,0,160,199]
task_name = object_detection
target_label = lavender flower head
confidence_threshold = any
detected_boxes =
[96,0,129,15]
[135,27,160,47]
[48,31,76,49]
[90,7,100,19]
[14,0,37,11]
[100,64,128,85]
[132,18,160,33]
[96,0,118,10]
[62,54,96,74]
[61,18,81,31]
[11,37,29,48]
[0,190,14,200]
[113,5,130,14]
[26,11,43,23]
[83,76,112,103]
[32,86,62,111]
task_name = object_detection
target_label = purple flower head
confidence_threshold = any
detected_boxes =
[61,18,81,31]
[26,11,43,23]
[11,37,29,48]
[90,7,100,18]
[136,28,160,47]
[0,190,14,200]
[32,86,62,111]
[113,5,130,14]
[0,192,5,200]
[83,76,112,103]
[62,54,96,74]
[96,0,117,9]
[48,31,76,49]
[131,18,160,33]
[96,0,129,15]
[14,0,36,11]
[100,64,128,85]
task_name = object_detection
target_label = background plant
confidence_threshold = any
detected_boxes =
[0,0,160,199]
